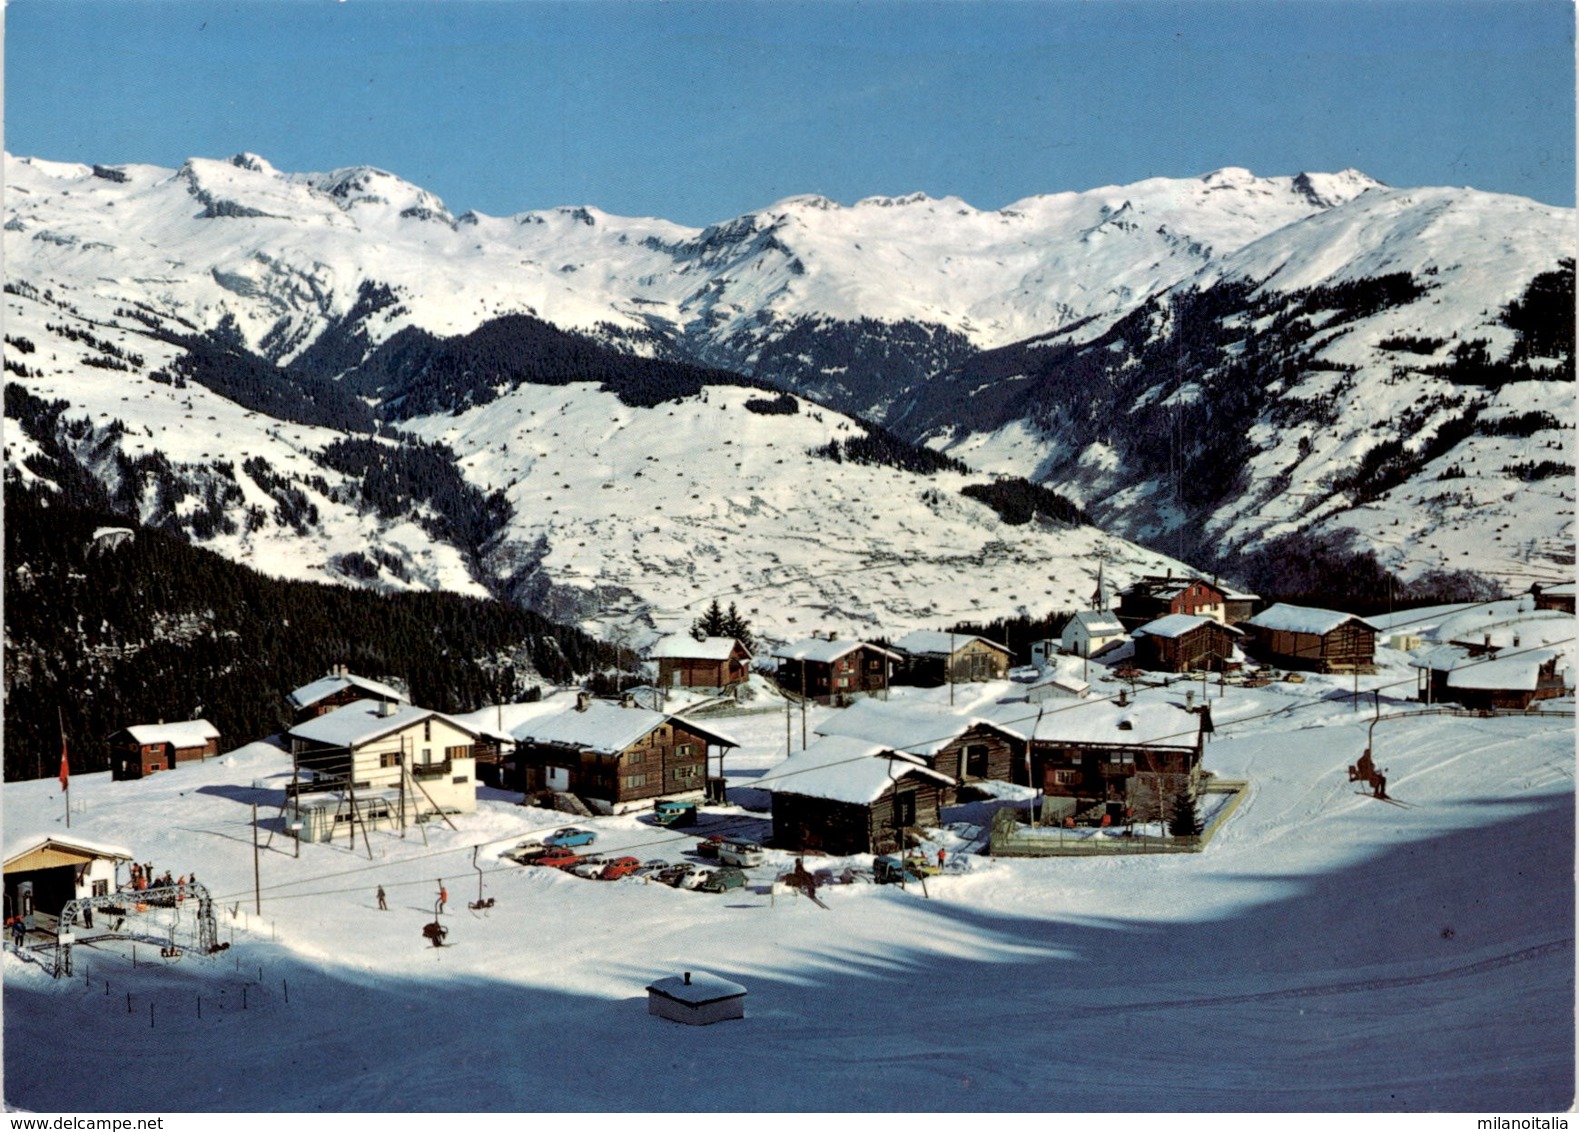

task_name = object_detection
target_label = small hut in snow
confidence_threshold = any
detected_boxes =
[646,970,747,1025]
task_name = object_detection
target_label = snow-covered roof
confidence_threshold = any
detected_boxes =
[1132,614,1242,640]
[978,696,1200,748]
[510,699,739,754]
[770,637,900,663]
[1434,606,1573,652]
[287,700,478,749]
[4,834,135,868]
[288,673,409,711]
[121,719,220,747]
[1068,610,1126,636]
[1540,582,1576,597]
[649,635,751,661]
[1246,603,1379,636]
[1447,649,1567,691]
[892,630,1010,657]
[762,734,952,804]
[1120,575,1225,601]
[813,698,1012,757]
[446,693,579,742]
[1029,669,1091,696]
[646,971,747,1004]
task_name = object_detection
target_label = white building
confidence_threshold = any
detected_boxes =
[284,700,480,839]
[1058,610,1128,659]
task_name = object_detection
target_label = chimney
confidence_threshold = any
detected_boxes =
[620,692,636,709]
[683,971,692,986]
[379,700,395,718]
[575,691,591,713]
[827,630,838,641]
[1484,634,1492,649]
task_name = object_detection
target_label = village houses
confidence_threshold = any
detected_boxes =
[891,629,1013,685]
[1244,603,1379,672]
[771,634,900,704]
[650,635,753,690]
[107,719,221,780]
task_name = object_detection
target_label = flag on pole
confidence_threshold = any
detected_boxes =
[59,736,70,793]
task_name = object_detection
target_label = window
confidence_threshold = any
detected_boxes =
[380,752,401,769]
[623,774,647,789]
[1053,769,1079,786]
[92,880,109,897]
[674,765,700,781]
[675,743,695,759]
[421,749,433,764]
[452,775,468,785]
[627,750,645,765]
[1108,752,1135,766]
[445,745,470,760]
[965,744,990,778]
[423,720,432,742]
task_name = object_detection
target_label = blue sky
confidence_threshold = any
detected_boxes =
[7,0,1574,225]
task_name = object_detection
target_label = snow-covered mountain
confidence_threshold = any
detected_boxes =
[904,185,1575,587]
[3,269,1188,648]
[3,154,1378,403]
[5,151,1572,619]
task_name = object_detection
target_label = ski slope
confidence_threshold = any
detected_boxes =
[3,656,1572,1112]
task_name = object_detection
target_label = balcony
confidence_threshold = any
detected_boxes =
[411,758,453,780]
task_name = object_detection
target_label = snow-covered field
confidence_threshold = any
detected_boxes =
[4,658,1572,1112]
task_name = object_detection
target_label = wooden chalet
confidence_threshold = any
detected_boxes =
[813,697,1025,793]
[766,735,954,856]
[982,694,1207,824]
[1115,574,1228,631]
[1131,614,1243,673]
[287,667,408,725]
[1244,604,1379,673]
[107,719,221,780]
[891,630,1012,686]
[1223,590,1261,625]
[650,636,752,690]
[4,835,132,918]
[510,694,739,813]
[1531,582,1576,614]
[1411,644,1573,711]
[770,635,899,704]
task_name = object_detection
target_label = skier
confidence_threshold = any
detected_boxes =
[936,847,946,872]
[376,885,388,911]
[437,881,448,915]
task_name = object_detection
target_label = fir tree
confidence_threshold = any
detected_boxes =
[1169,787,1204,838]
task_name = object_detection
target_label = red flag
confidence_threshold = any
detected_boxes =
[59,736,70,793]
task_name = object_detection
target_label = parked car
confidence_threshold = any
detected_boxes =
[694,836,726,859]
[569,857,609,880]
[529,846,583,869]
[543,827,597,848]
[698,867,747,894]
[652,800,698,827]
[717,839,765,868]
[676,867,711,891]
[599,857,642,880]
[873,855,926,885]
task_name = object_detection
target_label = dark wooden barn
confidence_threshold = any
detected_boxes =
[1131,614,1243,673]
[1244,604,1379,673]
[766,736,954,856]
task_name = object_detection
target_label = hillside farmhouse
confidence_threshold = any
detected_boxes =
[1131,614,1243,673]
[650,636,752,690]
[771,635,899,704]
[1532,581,1576,613]
[983,694,1207,824]
[1411,646,1572,711]
[892,630,1012,685]
[765,735,954,856]
[1116,574,1228,630]
[107,719,221,780]
[1244,604,1379,673]
[814,697,1025,793]
[287,668,408,724]
[511,694,739,813]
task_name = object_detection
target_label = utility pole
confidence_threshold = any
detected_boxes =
[251,803,261,916]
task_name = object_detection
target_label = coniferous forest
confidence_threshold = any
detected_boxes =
[2,481,630,783]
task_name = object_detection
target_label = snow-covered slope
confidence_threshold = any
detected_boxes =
[913,186,1576,587]
[3,667,1571,1111]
